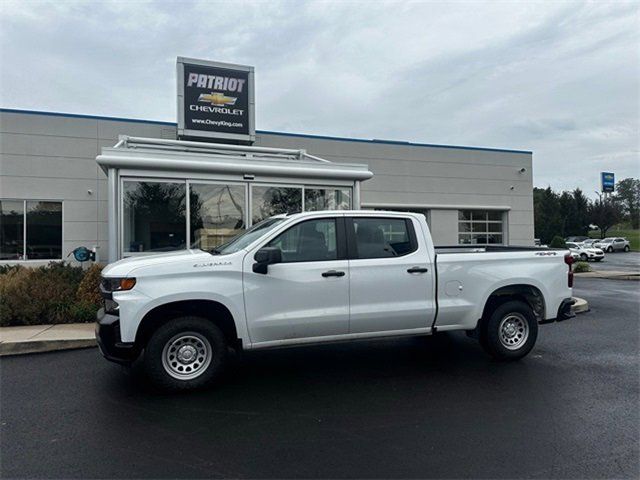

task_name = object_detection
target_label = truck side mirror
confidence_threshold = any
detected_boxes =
[253,247,282,274]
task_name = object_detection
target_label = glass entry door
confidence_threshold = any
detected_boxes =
[189,182,247,250]
[251,185,302,224]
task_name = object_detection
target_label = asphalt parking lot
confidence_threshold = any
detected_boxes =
[1,277,639,479]
[587,250,640,273]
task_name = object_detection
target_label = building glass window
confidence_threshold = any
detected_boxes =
[0,200,62,260]
[123,181,186,253]
[305,188,351,211]
[458,210,504,245]
[0,200,25,260]
[251,186,302,224]
[26,201,62,259]
[267,218,337,263]
[189,183,246,250]
[119,180,352,256]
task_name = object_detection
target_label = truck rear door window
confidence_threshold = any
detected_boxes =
[350,217,416,259]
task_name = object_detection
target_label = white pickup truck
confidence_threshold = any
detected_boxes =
[96,210,575,390]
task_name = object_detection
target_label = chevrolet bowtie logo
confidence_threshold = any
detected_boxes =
[197,92,237,107]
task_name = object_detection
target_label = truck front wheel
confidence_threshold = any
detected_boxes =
[479,300,538,360]
[144,316,228,391]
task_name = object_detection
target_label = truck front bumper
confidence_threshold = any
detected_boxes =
[95,308,140,365]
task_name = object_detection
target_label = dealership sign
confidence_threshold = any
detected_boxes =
[601,172,615,193]
[177,57,255,143]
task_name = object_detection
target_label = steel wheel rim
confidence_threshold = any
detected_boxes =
[162,332,212,380]
[498,313,529,350]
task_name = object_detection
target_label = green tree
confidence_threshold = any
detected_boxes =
[572,188,590,236]
[558,191,579,237]
[614,178,640,229]
[588,197,624,238]
[533,187,561,244]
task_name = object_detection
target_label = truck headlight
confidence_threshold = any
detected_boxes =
[102,277,136,292]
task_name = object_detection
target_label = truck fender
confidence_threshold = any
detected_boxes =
[131,292,248,347]
[477,278,548,324]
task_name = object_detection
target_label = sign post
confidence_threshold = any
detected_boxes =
[177,57,255,144]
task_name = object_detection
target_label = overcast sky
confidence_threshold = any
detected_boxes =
[1,0,638,195]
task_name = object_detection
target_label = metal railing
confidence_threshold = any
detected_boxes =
[114,136,330,163]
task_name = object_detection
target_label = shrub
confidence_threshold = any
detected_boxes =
[0,264,22,275]
[0,262,104,327]
[549,236,566,248]
[76,263,104,309]
[573,261,591,273]
[0,263,79,326]
[68,301,100,324]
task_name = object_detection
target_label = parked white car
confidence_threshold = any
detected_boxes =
[566,242,604,262]
[97,210,575,390]
[593,237,631,253]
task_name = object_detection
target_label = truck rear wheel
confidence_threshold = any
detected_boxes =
[479,300,538,360]
[143,316,228,391]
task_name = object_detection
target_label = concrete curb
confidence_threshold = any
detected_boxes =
[575,271,640,281]
[0,339,96,356]
[0,323,96,357]
[572,297,589,314]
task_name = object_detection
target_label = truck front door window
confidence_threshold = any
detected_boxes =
[215,217,284,255]
[267,218,337,263]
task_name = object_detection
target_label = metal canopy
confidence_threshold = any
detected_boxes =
[97,136,373,181]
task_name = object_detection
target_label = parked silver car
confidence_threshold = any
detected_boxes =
[592,237,631,253]
[566,242,604,261]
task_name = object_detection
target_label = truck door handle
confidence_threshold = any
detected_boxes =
[322,270,345,278]
[407,266,429,274]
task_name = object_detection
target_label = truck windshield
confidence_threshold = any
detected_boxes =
[212,218,286,255]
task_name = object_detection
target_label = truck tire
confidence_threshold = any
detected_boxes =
[143,316,228,391]
[479,300,538,361]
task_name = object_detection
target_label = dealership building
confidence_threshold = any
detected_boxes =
[0,60,534,264]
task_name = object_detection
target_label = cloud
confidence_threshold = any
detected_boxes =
[0,0,638,196]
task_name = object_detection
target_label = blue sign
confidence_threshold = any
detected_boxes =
[601,172,615,192]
